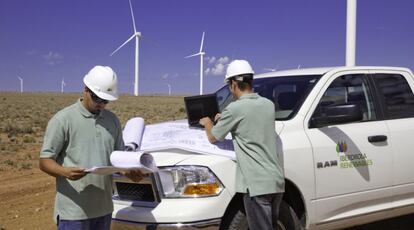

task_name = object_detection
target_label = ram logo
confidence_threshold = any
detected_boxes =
[317,160,338,169]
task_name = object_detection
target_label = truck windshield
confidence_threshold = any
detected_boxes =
[216,75,321,120]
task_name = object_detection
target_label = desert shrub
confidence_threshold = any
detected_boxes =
[8,145,19,153]
[3,159,16,167]
[20,163,32,170]
[23,135,36,143]
[8,135,16,142]
[4,123,33,135]
[20,125,34,134]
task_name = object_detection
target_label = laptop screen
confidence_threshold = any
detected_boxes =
[184,93,219,127]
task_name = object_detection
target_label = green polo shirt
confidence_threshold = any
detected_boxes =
[212,93,284,196]
[40,99,124,220]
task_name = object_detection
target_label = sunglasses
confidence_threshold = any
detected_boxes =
[88,89,109,104]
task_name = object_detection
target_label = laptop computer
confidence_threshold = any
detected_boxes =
[184,93,219,128]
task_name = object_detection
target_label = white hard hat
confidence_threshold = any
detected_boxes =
[224,60,254,83]
[83,65,119,101]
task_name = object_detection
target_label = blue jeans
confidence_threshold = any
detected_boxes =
[57,214,112,230]
[243,192,283,230]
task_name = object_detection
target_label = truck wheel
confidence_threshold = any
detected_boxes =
[223,208,248,230]
[277,200,303,230]
[221,200,303,230]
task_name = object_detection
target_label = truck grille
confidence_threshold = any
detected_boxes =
[115,182,155,202]
[113,174,161,206]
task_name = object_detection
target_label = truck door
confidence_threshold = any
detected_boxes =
[370,71,414,208]
[304,72,393,224]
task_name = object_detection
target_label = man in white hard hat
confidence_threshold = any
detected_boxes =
[200,60,285,230]
[39,66,144,230]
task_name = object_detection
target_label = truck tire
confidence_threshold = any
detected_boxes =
[277,200,303,230]
[223,208,248,230]
[221,200,303,230]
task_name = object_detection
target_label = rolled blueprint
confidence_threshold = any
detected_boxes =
[123,117,145,151]
[110,150,157,172]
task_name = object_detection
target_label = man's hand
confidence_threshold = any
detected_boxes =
[199,116,218,144]
[199,117,213,127]
[39,158,88,180]
[124,169,146,183]
[63,167,88,180]
[214,113,221,123]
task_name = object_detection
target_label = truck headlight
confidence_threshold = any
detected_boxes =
[159,166,224,198]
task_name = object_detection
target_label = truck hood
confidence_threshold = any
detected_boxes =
[139,120,235,161]
[136,119,284,166]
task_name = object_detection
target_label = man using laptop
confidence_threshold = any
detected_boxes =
[199,60,285,230]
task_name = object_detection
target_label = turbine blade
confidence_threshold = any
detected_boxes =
[110,34,136,56]
[129,0,137,33]
[199,32,205,52]
[185,52,201,58]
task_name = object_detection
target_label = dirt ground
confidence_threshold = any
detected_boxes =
[0,93,414,230]
[0,167,56,230]
[1,167,414,230]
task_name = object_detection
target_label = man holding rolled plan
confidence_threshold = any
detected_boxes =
[39,65,145,230]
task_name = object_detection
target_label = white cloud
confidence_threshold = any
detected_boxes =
[43,51,63,65]
[212,63,226,75]
[204,56,231,76]
[204,68,211,75]
[217,56,230,65]
[162,73,169,79]
[205,56,216,64]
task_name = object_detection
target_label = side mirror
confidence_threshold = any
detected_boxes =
[309,104,363,128]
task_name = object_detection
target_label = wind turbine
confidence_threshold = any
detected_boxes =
[167,83,171,95]
[111,0,141,96]
[18,76,23,93]
[61,78,66,93]
[185,32,205,95]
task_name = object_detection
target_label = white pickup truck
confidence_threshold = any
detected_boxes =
[111,66,414,230]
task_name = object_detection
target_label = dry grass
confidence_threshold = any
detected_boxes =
[0,92,186,172]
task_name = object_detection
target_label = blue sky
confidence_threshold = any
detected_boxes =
[1,0,413,95]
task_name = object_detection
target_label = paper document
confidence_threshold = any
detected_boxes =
[85,165,153,175]
[140,122,235,159]
[123,117,145,151]
[86,151,157,175]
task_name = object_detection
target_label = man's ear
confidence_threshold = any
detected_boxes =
[231,81,237,91]
[82,87,89,98]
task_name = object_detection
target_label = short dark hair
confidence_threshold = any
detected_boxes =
[228,74,253,91]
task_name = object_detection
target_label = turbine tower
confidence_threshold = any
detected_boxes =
[346,0,357,66]
[167,83,171,95]
[18,76,23,93]
[111,0,141,96]
[185,32,205,95]
[61,78,66,93]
